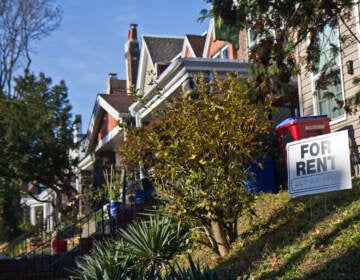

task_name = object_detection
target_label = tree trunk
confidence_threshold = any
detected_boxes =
[207,213,230,256]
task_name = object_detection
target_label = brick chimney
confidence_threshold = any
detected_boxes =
[124,23,140,93]
[106,73,127,95]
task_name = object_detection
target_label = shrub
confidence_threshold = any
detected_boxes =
[119,213,189,276]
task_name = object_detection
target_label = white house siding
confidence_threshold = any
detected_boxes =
[297,53,314,116]
[297,7,360,175]
[144,59,154,93]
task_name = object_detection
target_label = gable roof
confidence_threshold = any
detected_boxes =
[130,57,250,124]
[184,34,206,57]
[136,35,185,93]
[202,18,229,58]
[142,35,184,65]
[99,93,133,114]
[83,91,133,156]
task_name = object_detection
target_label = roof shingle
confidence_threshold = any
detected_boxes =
[100,93,133,113]
[186,34,206,57]
[143,36,184,64]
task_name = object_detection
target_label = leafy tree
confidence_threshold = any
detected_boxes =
[119,73,273,256]
[0,70,74,241]
[0,0,62,95]
[202,0,358,111]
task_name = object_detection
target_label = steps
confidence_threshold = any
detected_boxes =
[0,202,149,279]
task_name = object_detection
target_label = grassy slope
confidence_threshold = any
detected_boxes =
[189,178,360,279]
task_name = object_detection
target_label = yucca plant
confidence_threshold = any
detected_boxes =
[119,213,189,276]
[70,239,129,280]
[71,213,189,279]
[165,254,218,280]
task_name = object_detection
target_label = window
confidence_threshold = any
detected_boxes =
[213,52,220,59]
[212,45,229,59]
[316,78,344,119]
[222,47,229,59]
[355,2,360,59]
[246,27,287,54]
[247,28,257,49]
[312,21,345,120]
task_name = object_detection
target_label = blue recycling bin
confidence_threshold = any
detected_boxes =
[109,201,121,217]
[245,157,276,193]
[135,190,145,204]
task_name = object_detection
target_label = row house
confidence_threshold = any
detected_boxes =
[297,4,360,175]
[130,18,296,129]
[76,18,298,214]
[76,25,139,214]
[131,20,261,127]
[128,19,294,190]
[76,76,134,214]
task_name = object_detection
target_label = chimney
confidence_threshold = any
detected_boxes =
[127,23,137,41]
[106,73,117,94]
[124,23,140,93]
[73,114,82,144]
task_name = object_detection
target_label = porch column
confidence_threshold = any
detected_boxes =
[30,205,36,226]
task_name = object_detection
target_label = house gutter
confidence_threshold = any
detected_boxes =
[130,57,249,126]
[78,153,95,171]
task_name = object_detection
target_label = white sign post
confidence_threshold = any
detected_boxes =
[287,130,352,197]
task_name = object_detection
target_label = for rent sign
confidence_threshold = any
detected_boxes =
[287,130,352,197]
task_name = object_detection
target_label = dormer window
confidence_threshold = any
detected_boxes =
[222,47,229,59]
[213,45,229,59]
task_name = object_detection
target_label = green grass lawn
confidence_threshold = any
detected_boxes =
[188,178,360,279]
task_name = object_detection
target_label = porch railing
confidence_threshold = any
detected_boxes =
[0,201,142,258]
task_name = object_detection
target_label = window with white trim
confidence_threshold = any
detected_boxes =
[312,21,345,120]
[247,28,257,49]
[212,45,229,59]
[354,2,360,59]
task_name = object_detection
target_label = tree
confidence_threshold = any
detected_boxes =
[0,70,74,241]
[203,0,358,111]
[0,0,62,95]
[119,73,273,256]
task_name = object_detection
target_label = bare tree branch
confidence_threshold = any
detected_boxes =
[0,0,62,96]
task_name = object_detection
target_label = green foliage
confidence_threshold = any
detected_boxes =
[54,209,79,240]
[9,70,74,189]
[119,213,189,274]
[72,213,190,279]
[73,166,360,279]
[192,178,360,279]
[209,0,354,66]
[0,70,74,241]
[166,254,218,280]
[101,166,122,201]
[119,73,273,255]
[70,239,128,280]
[72,246,218,280]
[207,0,357,110]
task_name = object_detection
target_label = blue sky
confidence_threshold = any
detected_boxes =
[29,0,210,131]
